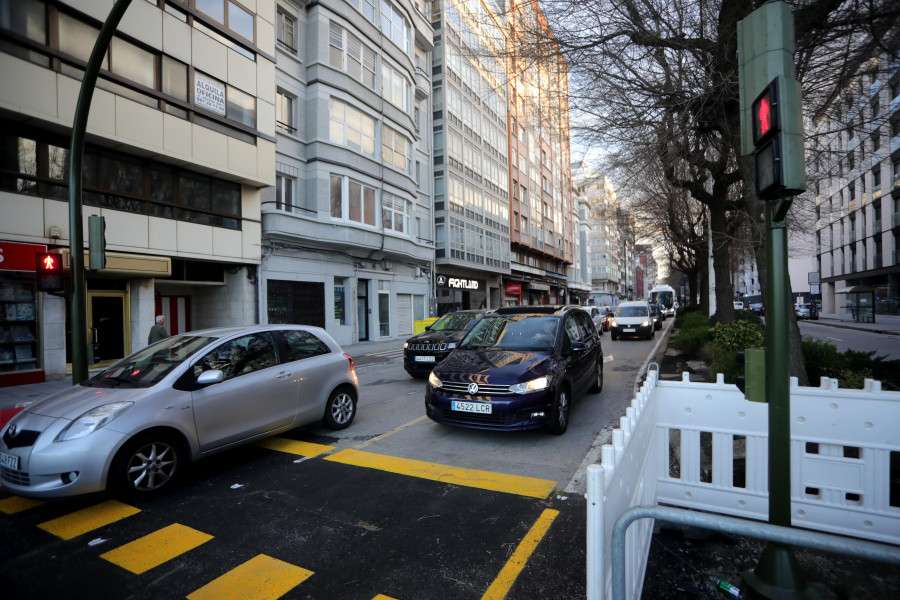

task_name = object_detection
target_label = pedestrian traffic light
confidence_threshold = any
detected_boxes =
[88,214,106,271]
[36,252,65,292]
[748,75,806,200]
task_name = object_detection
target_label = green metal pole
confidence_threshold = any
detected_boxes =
[68,0,133,384]
[743,201,817,599]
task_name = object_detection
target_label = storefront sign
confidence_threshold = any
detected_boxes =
[436,275,484,290]
[0,241,47,272]
[194,73,226,115]
[504,282,522,295]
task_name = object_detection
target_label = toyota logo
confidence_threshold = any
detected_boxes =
[7,424,18,438]
[467,383,479,394]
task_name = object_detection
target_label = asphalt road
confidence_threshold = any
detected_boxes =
[0,321,672,600]
[798,320,900,360]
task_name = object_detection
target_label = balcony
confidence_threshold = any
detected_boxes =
[414,67,429,101]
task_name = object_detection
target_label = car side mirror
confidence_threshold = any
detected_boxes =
[569,341,588,354]
[197,369,224,386]
[425,325,432,331]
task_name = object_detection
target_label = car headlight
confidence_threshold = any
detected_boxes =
[509,376,550,394]
[403,341,409,349]
[446,342,457,349]
[642,320,650,327]
[55,402,133,442]
[609,318,617,327]
[428,371,443,388]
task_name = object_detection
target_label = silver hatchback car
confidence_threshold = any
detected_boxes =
[0,325,359,500]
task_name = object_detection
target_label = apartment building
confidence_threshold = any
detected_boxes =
[0,0,276,385]
[814,56,900,317]
[260,0,434,345]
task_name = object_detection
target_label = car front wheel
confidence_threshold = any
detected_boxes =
[323,387,357,430]
[110,431,184,501]
[590,359,603,394]
[549,386,569,435]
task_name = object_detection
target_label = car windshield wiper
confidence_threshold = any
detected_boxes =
[96,375,138,387]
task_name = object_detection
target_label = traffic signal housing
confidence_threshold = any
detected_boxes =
[36,252,65,292]
[88,214,106,271]
[749,76,806,200]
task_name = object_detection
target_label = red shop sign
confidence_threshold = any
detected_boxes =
[505,282,522,295]
[0,241,48,272]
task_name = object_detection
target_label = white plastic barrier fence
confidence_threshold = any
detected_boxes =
[586,370,900,600]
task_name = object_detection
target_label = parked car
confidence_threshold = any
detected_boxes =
[598,306,615,331]
[0,325,359,500]
[648,302,663,330]
[403,310,486,378]
[609,301,655,340]
[795,303,819,320]
[749,302,765,316]
[425,306,603,434]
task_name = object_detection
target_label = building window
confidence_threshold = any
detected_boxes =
[380,0,410,53]
[329,98,376,157]
[329,23,376,89]
[267,280,325,328]
[382,125,411,173]
[378,282,390,337]
[276,7,296,51]
[334,278,346,325]
[329,174,376,226]
[349,0,377,22]
[276,90,295,134]
[382,64,410,112]
[196,0,255,43]
[275,173,294,212]
[382,193,409,234]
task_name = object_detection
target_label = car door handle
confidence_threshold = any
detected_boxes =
[275,371,292,380]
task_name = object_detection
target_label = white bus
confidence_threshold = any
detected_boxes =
[649,285,677,317]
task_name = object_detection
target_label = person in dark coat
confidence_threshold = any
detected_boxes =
[148,315,169,344]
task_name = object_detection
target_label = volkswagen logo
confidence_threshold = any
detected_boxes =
[467,382,479,394]
[7,424,18,438]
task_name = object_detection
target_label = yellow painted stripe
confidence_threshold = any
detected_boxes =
[325,449,556,499]
[255,437,335,457]
[0,495,44,514]
[372,595,398,600]
[100,523,213,574]
[187,554,313,600]
[481,509,559,600]
[37,500,140,540]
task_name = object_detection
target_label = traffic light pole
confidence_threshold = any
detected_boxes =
[742,200,817,600]
[67,0,132,384]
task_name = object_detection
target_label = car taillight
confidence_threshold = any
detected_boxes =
[344,353,355,372]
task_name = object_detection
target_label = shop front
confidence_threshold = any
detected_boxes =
[0,241,46,386]
[435,274,487,316]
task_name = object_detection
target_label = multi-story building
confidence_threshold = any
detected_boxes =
[260,0,434,345]
[814,56,900,317]
[505,0,574,306]
[635,245,657,299]
[0,0,275,385]
[572,163,619,304]
[568,192,592,303]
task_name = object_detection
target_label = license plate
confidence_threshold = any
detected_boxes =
[623,328,635,333]
[451,401,492,414]
[0,451,19,470]
[414,355,436,363]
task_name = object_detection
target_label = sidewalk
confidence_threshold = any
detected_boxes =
[814,311,900,335]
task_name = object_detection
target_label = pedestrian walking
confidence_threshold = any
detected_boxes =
[148,315,169,344]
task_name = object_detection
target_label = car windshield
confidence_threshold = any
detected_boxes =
[459,315,559,351]
[616,305,648,317]
[430,312,479,331]
[86,335,218,388]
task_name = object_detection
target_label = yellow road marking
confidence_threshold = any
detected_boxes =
[0,495,44,514]
[187,554,313,600]
[354,417,427,449]
[37,500,140,540]
[372,596,398,600]
[100,523,213,574]
[481,509,560,600]
[325,449,556,499]
[255,438,334,457]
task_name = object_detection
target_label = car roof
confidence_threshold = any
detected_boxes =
[491,305,588,316]
[175,324,329,338]
[443,309,487,315]
[618,300,649,307]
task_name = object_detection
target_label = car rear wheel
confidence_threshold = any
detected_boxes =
[590,359,603,394]
[110,431,184,501]
[549,387,569,435]
[323,387,357,430]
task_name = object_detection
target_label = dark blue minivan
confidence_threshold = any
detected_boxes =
[424,306,603,434]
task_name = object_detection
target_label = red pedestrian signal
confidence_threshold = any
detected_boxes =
[751,79,779,145]
[36,252,65,292]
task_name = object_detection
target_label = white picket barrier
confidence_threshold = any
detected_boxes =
[586,370,900,600]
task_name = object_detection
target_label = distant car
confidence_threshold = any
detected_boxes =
[795,303,819,320]
[597,306,615,331]
[749,302,765,317]
[734,301,744,310]
[0,325,359,500]
[584,306,606,335]
[425,306,603,434]
[403,310,486,378]
[610,301,655,340]
[648,302,663,330]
